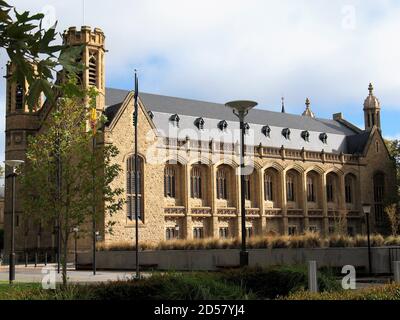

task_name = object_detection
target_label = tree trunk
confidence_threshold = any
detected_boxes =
[62,231,69,287]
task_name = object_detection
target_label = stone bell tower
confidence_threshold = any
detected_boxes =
[4,62,42,257]
[62,26,106,111]
[363,83,381,132]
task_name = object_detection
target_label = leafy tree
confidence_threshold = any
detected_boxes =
[0,0,82,109]
[385,204,399,237]
[20,80,124,286]
[385,139,400,182]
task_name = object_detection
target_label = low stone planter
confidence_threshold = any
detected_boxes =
[77,246,400,274]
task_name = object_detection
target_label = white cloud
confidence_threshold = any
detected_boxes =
[1,0,400,160]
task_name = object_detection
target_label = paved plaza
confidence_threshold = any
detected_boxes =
[0,264,143,284]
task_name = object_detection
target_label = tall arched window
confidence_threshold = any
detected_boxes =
[244,175,251,200]
[286,174,295,202]
[88,55,97,86]
[217,168,228,200]
[326,175,335,202]
[7,81,12,112]
[15,84,24,110]
[307,176,316,202]
[264,173,273,201]
[191,167,202,199]
[345,174,355,204]
[126,155,143,221]
[374,173,385,225]
[164,166,176,198]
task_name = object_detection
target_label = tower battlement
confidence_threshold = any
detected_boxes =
[63,26,105,48]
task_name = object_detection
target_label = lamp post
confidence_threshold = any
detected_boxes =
[73,226,79,268]
[362,204,372,275]
[4,160,24,284]
[225,100,257,267]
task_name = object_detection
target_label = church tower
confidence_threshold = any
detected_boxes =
[363,83,381,132]
[5,62,41,163]
[4,62,42,256]
[62,26,106,111]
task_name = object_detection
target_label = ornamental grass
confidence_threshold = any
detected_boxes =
[97,234,400,251]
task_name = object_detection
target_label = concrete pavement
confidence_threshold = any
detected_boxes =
[0,264,145,284]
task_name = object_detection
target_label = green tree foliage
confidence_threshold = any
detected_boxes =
[0,0,82,109]
[385,139,400,196]
[20,80,124,286]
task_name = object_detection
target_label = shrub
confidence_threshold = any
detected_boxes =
[218,266,340,299]
[285,283,400,300]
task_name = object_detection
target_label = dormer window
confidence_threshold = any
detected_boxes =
[195,117,205,130]
[301,130,310,142]
[320,133,328,144]
[262,125,271,137]
[282,128,291,140]
[218,120,228,131]
[243,123,250,134]
[148,110,154,119]
[170,114,180,127]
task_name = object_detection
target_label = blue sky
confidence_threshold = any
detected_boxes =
[1,0,400,162]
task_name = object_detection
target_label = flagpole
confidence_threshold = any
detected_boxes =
[134,70,140,279]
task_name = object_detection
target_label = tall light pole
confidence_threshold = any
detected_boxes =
[225,100,257,267]
[4,160,24,284]
[89,104,98,276]
[362,204,372,275]
[133,70,140,279]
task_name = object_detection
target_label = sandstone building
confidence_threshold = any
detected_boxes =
[3,26,396,252]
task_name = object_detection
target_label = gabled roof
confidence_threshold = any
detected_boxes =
[105,88,357,135]
[104,87,362,154]
[346,130,371,154]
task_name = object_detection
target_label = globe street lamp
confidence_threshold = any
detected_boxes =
[362,203,372,275]
[4,160,24,284]
[225,100,258,267]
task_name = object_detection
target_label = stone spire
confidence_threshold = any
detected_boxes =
[302,98,315,118]
[363,82,381,131]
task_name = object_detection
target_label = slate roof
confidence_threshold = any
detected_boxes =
[346,130,371,154]
[104,87,368,154]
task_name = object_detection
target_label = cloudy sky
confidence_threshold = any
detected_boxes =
[1,0,400,161]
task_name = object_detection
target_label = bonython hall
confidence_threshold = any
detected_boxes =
[4,26,396,251]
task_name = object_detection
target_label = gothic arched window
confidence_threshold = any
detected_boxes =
[164,165,176,198]
[244,175,251,200]
[345,174,355,204]
[15,84,24,110]
[373,173,385,225]
[88,55,97,86]
[190,167,202,199]
[307,176,316,202]
[216,168,228,199]
[264,173,273,201]
[286,174,295,202]
[126,155,144,220]
[326,175,335,202]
